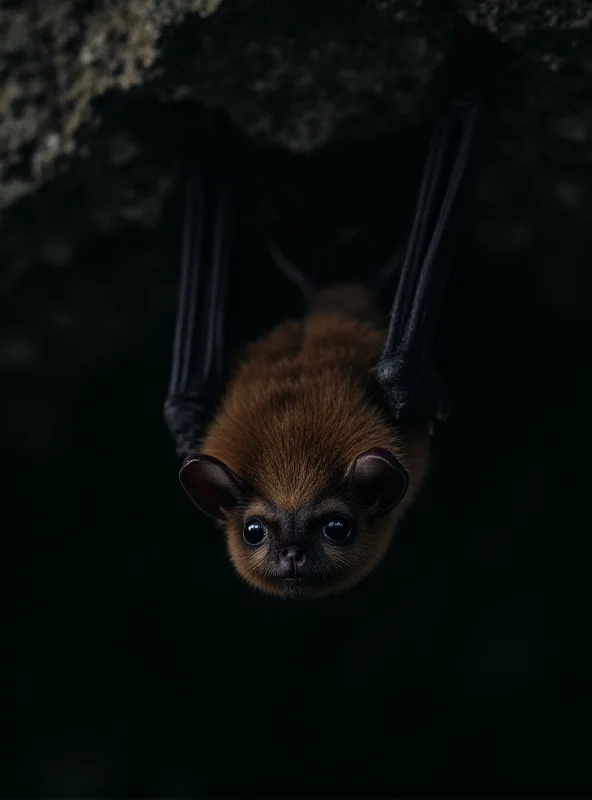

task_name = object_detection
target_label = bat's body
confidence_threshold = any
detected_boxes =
[165,100,479,599]
[197,283,430,596]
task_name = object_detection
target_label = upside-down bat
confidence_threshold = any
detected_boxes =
[163,100,479,599]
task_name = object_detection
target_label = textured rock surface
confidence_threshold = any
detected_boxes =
[1,0,591,265]
[0,0,223,208]
[0,0,591,263]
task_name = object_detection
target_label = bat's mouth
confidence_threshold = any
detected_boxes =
[278,576,321,595]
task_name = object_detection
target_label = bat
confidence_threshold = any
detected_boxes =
[163,100,479,598]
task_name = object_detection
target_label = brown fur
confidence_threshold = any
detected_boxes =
[196,282,431,597]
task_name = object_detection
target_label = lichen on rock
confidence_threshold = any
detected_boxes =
[0,0,223,208]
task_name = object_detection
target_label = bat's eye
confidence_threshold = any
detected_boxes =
[321,517,353,545]
[243,519,268,547]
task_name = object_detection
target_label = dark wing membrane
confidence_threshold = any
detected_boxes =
[163,161,235,459]
[376,99,480,424]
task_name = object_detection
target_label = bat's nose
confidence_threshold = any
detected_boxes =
[276,545,308,577]
[282,545,306,564]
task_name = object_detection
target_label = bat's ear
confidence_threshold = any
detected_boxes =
[179,454,245,522]
[346,447,408,517]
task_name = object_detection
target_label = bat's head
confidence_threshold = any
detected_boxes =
[179,447,414,598]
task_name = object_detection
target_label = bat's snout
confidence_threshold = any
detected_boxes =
[275,544,313,579]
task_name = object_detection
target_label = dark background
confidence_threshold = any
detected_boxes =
[3,1,592,797]
[5,121,592,798]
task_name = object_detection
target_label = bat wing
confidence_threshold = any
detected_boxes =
[163,159,235,460]
[376,99,480,425]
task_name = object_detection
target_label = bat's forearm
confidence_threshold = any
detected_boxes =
[164,160,235,459]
